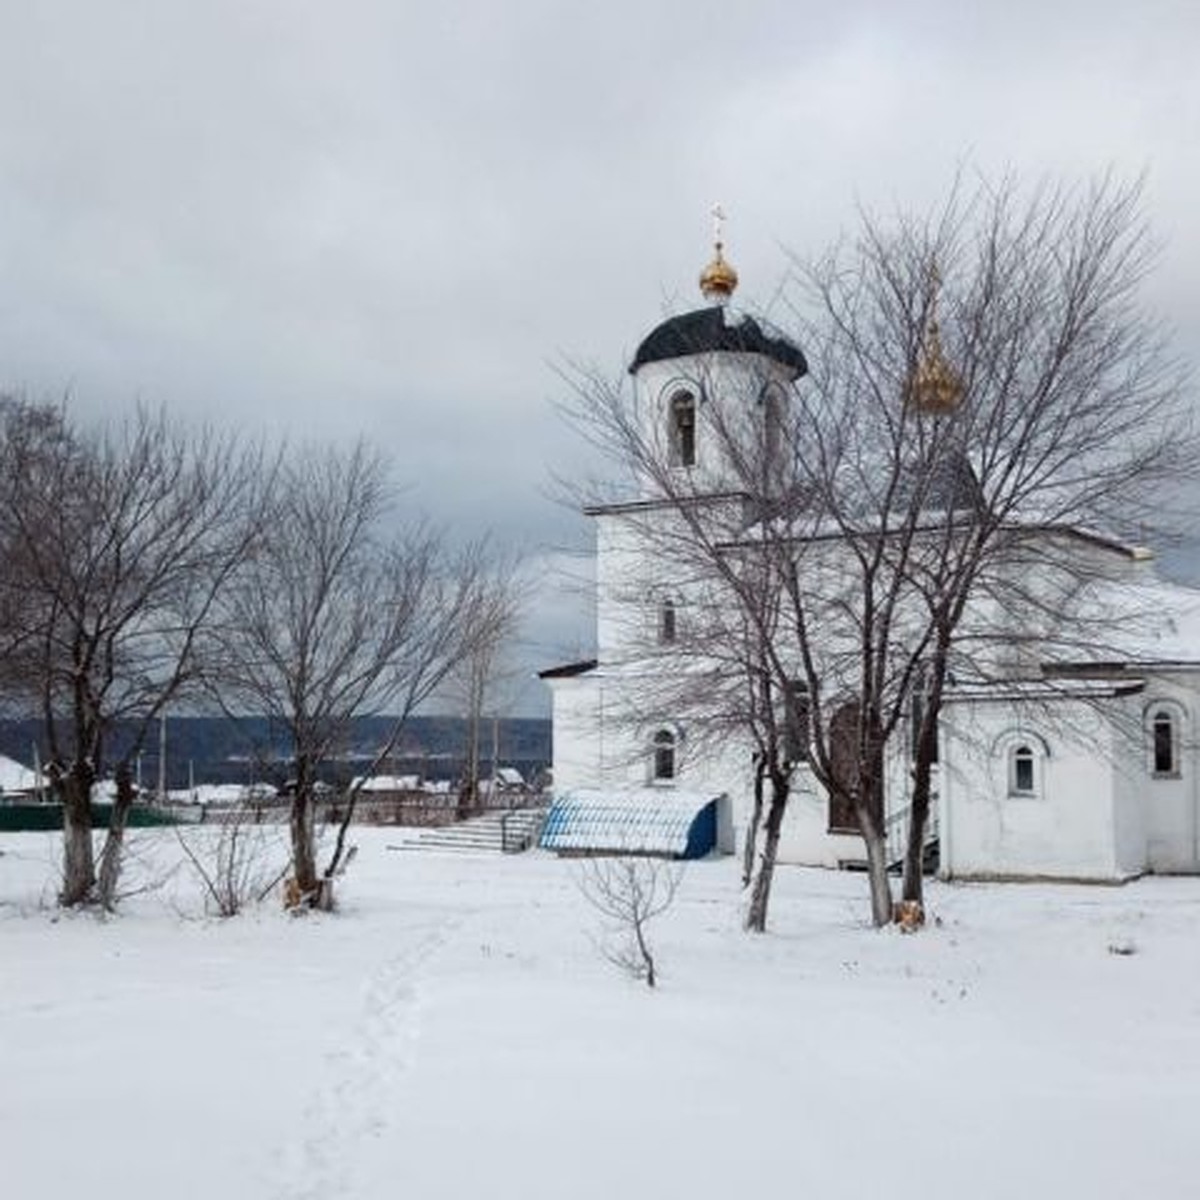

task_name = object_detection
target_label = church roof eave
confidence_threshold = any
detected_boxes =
[537,659,598,680]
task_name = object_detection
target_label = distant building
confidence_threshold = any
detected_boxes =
[0,754,39,798]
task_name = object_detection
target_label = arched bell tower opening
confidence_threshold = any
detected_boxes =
[668,390,697,467]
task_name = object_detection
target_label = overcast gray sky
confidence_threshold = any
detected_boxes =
[2,1,1197,713]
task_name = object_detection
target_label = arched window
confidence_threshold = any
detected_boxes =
[668,392,696,467]
[992,731,1049,800]
[1010,744,1037,796]
[759,382,785,470]
[1149,705,1184,777]
[652,729,677,782]
[658,597,677,645]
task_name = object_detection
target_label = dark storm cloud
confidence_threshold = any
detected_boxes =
[2,1,1197,707]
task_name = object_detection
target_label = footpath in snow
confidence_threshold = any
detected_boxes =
[3,827,1199,1200]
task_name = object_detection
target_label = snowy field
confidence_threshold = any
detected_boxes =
[3,827,1199,1200]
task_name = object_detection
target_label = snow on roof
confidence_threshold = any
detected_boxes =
[1047,578,1200,667]
[0,754,38,794]
[944,678,1147,704]
[351,775,421,793]
[540,788,720,856]
[166,783,280,805]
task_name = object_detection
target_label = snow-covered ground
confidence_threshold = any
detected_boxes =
[3,827,1199,1200]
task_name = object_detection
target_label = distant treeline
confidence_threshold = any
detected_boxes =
[0,715,551,792]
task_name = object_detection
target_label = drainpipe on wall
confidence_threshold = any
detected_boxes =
[1191,704,1199,870]
[939,719,952,879]
[598,684,606,778]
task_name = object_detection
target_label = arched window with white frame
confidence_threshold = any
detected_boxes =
[994,731,1050,800]
[1146,702,1186,778]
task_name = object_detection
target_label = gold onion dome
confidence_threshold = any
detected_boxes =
[699,242,739,302]
[908,271,963,414]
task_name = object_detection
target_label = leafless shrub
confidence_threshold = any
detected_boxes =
[578,855,683,988]
[175,821,288,918]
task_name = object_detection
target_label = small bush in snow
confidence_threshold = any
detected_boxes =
[578,855,683,989]
[177,821,287,917]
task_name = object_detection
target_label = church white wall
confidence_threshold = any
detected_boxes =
[1109,699,1148,879]
[594,516,644,665]
[776,772,865,867]
[940,696,1129,881]
[545,676,603,796]
[1135,676,1200,872]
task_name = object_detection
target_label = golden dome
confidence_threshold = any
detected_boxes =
[907,268,962,414]
[908,317,963,413]
[699,242,739,302]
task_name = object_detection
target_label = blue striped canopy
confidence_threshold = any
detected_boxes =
[540,788,720,859]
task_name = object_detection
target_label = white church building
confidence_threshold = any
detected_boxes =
[540,235,1200,883]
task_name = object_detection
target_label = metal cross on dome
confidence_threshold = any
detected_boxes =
[711,203,727,246]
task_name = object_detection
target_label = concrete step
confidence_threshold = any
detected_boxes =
[389,808,546,855]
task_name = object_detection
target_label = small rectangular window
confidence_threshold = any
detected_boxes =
[1153,713,1176,775]
[659,599,676,645]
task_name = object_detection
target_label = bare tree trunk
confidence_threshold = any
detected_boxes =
[860,806,893,928]
[903,652,946,908]
[59,767,95,906]
[289,754,319,900]
[902,760,932,906]
[858,740,893,926]
[96,762,136,910]
[632,909,657,989]
[745,775,789,933]
[458,656,483,820]
[742,756,766,888]
[290,797,317,894]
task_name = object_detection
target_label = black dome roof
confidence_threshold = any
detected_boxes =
[630,306,807,378]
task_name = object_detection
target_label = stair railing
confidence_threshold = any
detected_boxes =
[500,805,548,853]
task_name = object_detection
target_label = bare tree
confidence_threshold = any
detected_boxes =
[453,577,524,818]
[209,441,515,910]
[791,172,1196,915]
[0,401,268,908]
[578,855,683,988]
